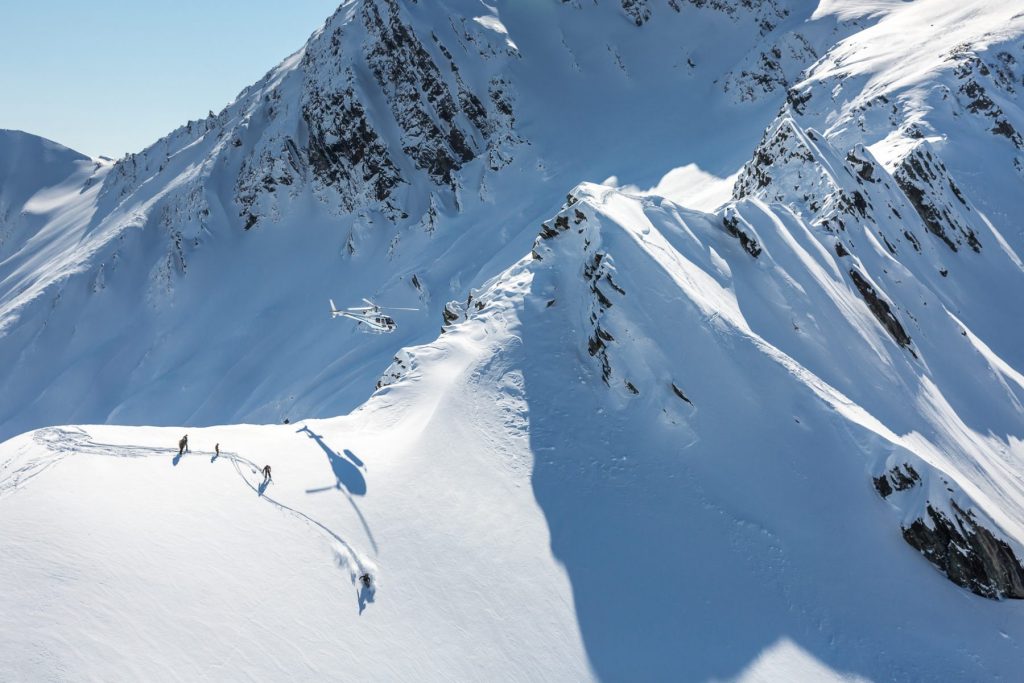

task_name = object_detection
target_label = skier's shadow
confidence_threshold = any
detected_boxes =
[297,426,366,496]
[172,452,183,467]
[358,582,376,615]
[258,479,270,496]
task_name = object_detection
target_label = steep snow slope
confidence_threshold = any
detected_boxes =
[0,130,108,269]
[5,180,1024,680]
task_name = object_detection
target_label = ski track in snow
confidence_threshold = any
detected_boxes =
[0,426,374,603]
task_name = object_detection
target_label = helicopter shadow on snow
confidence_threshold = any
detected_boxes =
[298,426,367,496]
[300,426,378,553]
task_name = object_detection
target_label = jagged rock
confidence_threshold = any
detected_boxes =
[873,463,921,498]
[302,72,405,213]
[376,351,413,389]
[670,382,693,404]
[893,144,982,253]
[620,0,651,26]
[903,502,1024,599]
[362,0,478,187]
[442,301,464,327]
[952,46,1024,150]
[722,213,762,258]
[848,269,913,350]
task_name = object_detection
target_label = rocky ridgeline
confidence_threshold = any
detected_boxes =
[529,190,697,406]
[731,104,1024,598]
[242,0,520,229]
[533,195,623,388]
[101,0,521,243]
[731,112,980,309]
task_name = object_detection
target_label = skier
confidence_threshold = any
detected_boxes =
[262,464,272,483]
[178,435,188,456]
[359,573,372,588]
[214,443,220,458]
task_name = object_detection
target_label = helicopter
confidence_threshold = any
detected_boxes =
[329,298,418,333]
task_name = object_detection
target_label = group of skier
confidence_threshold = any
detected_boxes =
[172,433,373,593]
[175,434,272,484]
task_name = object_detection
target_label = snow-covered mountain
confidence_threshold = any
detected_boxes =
[3,0,1024,680]
[0,0,830,439]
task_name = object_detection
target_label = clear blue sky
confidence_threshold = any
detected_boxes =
[0,1,341,158]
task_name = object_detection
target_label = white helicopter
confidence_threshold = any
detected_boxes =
[329,298,418,333]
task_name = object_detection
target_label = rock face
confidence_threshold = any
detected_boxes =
[301,70,406,217]
[102,0,523,235]
[847,269,912,350]
[904,503,1024,599]
[874,462,1024,600]
[952,44,1024,150]
[733,118,878,234]
[893,143,981,253]
[873,463,920,498]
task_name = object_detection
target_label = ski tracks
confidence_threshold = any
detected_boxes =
[0,426,376,606]
[0,426,90,499]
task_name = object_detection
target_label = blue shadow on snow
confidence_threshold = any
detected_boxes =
[297,426,367,496]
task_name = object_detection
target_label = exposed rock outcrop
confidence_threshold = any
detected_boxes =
[893,144,981,253]
[904,502,1024,599]
[848,269,913,351]
[873,459,1024,600]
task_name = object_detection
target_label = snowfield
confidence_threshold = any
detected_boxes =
[0,417,589,681]
[3,0,1024,680]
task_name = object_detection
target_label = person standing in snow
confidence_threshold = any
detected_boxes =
[178,435,188,456]
[214,443,220,458]
[262,464,272,483]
